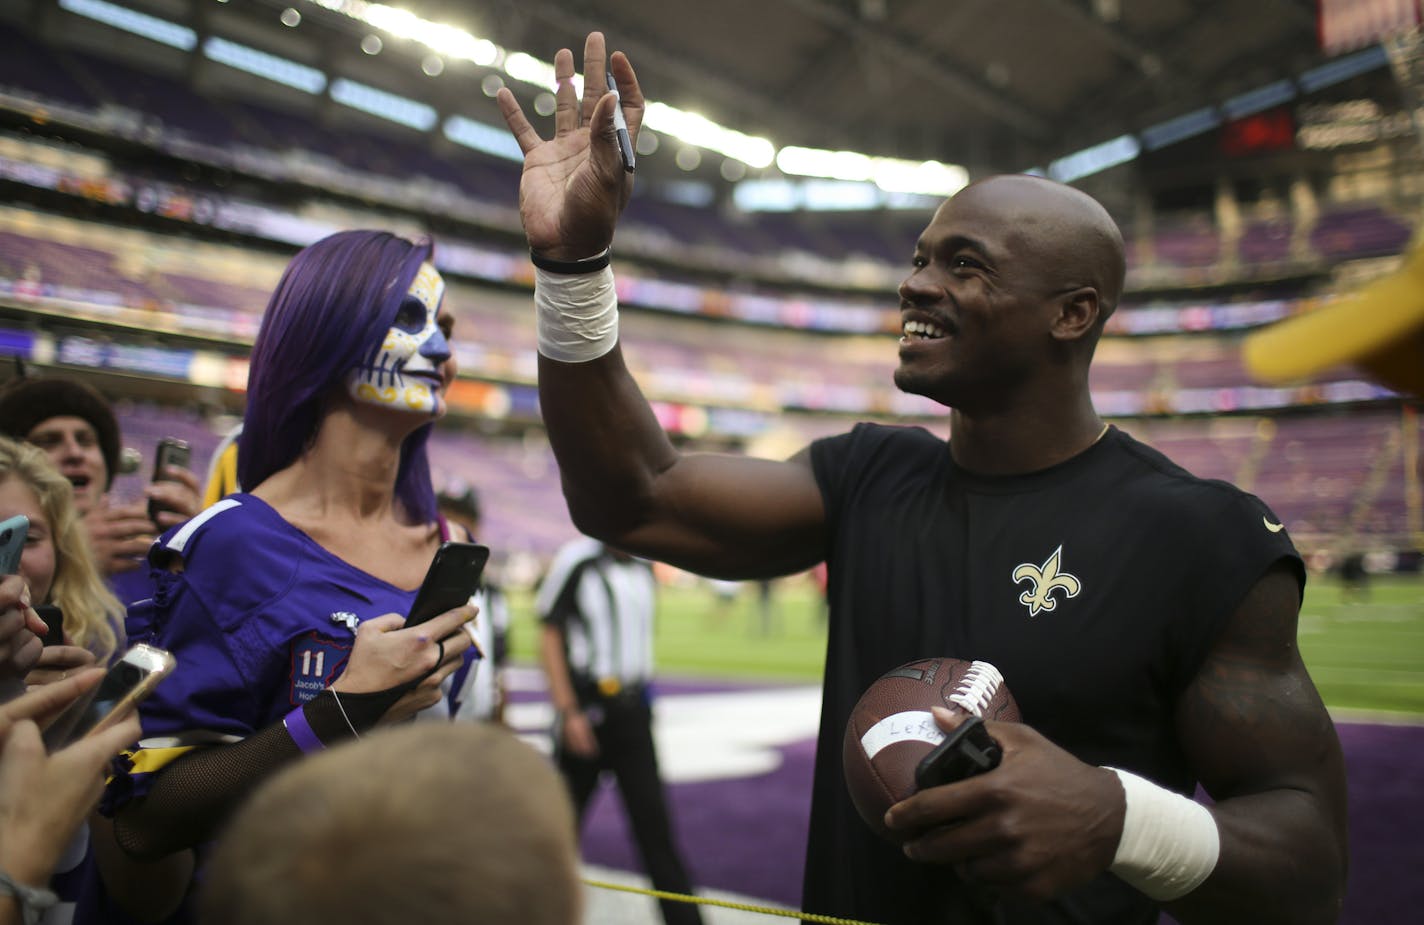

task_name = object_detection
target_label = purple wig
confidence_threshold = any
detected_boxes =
[239,230,439,523]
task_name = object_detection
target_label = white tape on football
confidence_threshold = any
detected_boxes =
[948,661,1004,717]
[860,710,946,759]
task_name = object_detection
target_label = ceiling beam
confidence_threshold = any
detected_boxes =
[765,0,1052,138]
[478,0,832,146]
[1034,0,1168,78]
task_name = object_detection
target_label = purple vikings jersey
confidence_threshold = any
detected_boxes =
[111,493,482,806]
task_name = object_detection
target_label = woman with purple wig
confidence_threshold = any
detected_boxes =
[79,231,481,924]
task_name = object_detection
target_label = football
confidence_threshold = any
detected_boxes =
[842,657,1020,841]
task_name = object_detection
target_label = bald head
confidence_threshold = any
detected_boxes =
[945,175,1127,323]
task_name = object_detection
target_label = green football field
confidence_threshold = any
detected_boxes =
[505,573,1424,716]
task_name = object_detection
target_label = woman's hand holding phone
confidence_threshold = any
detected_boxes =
[25,644,97,687]
[332,604,478,723]
[0,573,45,692]
[0,669,142,891]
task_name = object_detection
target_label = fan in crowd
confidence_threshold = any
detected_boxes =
[77,231,482,924]
[0,377,204,606]
[199,722,581,925]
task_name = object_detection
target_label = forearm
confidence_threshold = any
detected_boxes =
[1167,566,1348,924]
[538,626,581,713]
[1165,789,1346,925]
[113,690,397,858]
[538,348,678,539]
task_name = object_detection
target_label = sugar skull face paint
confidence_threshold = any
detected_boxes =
[348,262,452,416]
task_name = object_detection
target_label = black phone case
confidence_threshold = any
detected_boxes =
[914,714,1003,790]
[36,604,65,647]
[148,439,192,523]
[405,542,490,627]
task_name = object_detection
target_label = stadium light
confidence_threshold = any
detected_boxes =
[645,102,775,168]
[299,0,958,189]
[444,115,524,162]
[1139,107,1220,151]
[1298,45,1389,92]
[330,78,437,131]
[59,0,197,51]
[1221,80,1297,120]
[204,37,326,94]
[1048,134,1140,183]
[775,147,967,196]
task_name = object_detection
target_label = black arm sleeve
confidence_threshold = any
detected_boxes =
[112,688,400,859]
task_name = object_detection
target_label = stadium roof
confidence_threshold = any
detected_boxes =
[13,0,1395,191]
[492,0,1330,171]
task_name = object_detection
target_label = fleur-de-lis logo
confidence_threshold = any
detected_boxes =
[1011,545,1081,617]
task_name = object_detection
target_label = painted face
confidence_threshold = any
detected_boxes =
[347,263,454,417]
[0,477,56,605]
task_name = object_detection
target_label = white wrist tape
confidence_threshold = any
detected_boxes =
[1107,767,1220,901]
[534,266,619,363]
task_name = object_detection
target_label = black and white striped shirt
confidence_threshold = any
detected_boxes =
[536,537,655,687]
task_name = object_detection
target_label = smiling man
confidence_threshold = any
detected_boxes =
[497,32,1348,925]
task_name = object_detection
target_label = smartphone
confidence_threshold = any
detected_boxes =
[914,714,1003,791]
[147,438,192,524]
[42,643,175,750]
[0,514,27,575]
[35,603,64,647]
[406,542,490,628]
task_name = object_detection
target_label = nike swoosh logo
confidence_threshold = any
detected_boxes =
[1263,517,1284,533]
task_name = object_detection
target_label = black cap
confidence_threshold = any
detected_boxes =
[0,377,121,489]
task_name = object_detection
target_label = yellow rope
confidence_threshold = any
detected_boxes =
[581,878,884,925]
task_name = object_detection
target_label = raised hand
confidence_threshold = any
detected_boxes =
[146,464,204,529]
[85,496,156,577]
[496,32,644,261]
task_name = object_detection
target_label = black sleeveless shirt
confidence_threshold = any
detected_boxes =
[806,423,1303,924]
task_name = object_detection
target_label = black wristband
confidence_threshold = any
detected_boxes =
[302,688,403,743]
[529,248,611,274]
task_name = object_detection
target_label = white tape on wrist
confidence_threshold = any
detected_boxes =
[535,266,619,363]
[1107,767,1220,901]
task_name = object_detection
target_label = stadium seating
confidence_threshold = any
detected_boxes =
[0,27,1418,567]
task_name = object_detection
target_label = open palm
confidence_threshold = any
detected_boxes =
[497,34,643,261]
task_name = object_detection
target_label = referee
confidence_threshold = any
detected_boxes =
[537,537,704,925]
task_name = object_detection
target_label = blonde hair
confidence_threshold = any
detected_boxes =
[201,723,581,925]
[0,436,123,661]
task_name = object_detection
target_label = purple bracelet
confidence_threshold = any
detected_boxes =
[283,705,324,753]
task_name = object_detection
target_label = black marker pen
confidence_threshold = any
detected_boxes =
[606,72,636,173]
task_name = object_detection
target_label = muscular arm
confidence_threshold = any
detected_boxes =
[885,563,1347,920]
[1166,563,1348,924]
[500,34,825,578]
[539,349,824,577]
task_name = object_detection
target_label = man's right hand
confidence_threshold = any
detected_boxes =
[85,496,157,577]
[496,31,644,261]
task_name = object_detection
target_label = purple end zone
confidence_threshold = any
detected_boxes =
[573,679,1424,922]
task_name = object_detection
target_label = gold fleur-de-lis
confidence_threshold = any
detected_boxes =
[1011,545,1082,617]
